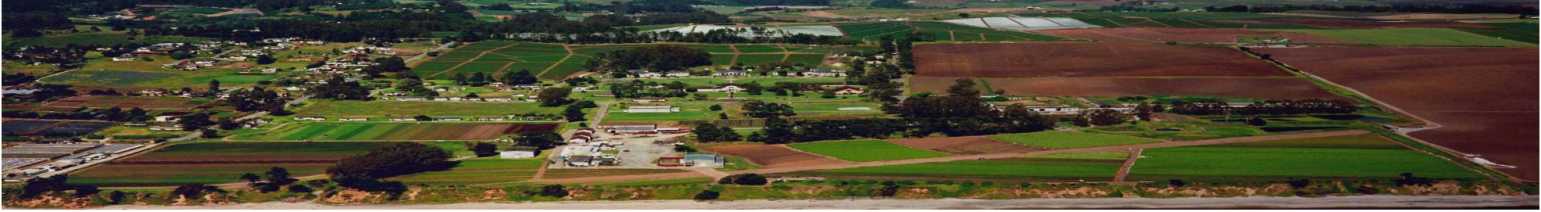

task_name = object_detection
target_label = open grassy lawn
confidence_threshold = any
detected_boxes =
[293,100,561,118]
[1283,28,1533,47]
[604,101,718,122]
[817,158,1122,180]
[989,131,1161,149]
[1128,134,1480,181]
[391,157,545,185]
[788,139,947,162]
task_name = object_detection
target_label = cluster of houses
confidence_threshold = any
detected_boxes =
[558,128,622,167]
[625,67,847,79]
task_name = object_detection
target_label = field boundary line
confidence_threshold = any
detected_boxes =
[536,44,577,79]
[427,42,520,79]
[1112,148,1142,183]
[775,43,792,63]
[728,44,741,65]
[776,144,852,162]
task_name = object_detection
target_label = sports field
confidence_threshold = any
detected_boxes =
[1128,134,1480,181]
[788,139,948,162]
[989,131,1161,149]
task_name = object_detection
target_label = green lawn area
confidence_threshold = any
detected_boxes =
[1283,28,1533,47]
[604,102,718,122]
[1128,134,1480,181]
[787,139,947,162]
[293,100,561,118]
[989,131,1161,149]
[817,158,1122,180]
[390,157,545,185]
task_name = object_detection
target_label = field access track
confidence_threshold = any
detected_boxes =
[531,130,1371,184]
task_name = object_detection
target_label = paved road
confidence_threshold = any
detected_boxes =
[98,195,1538,209]
[531,130,1369,184]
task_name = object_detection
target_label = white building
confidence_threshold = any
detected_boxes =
[623,105,679,113]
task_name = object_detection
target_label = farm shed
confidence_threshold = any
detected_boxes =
[605,124,658,134]
[684,153,724,167]
[499,151,537,159]
[623,106,679,113]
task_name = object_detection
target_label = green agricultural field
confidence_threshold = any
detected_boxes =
[836,21,1061,42]
[788,139,947,162]
[1462,21,1539,44]
[989,131,1160,149]
[230,122,555,141]
[4,34,210,48]
[39,69,276,89]
[391,157,545,185]
[790,101,885,119]
[1283,28,1533,47]
[413,41,583,80]
[1128,134,1480,181]
[818,158,1122,180]
[293,100,561,119]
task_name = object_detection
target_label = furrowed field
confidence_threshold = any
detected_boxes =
[70,142,395,186]
[390,157,546,185]
[292,100,561,119]
[989,131,1160,149]
[813,157,1125,180]
[788,139,947,162]
[230,122,557,141]
[1128,134,1480,181]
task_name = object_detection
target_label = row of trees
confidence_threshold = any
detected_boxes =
[2,107,150,123]
[1168,99,1357,115]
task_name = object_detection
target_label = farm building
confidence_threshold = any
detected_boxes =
[605,124,658,134]
[499,150,537,159]
[684,153,724,167]
[623,105,680,113]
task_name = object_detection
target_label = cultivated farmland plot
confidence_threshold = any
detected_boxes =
[233,122,557,141]
[1256,47,1539,180]
[1128,134,1481,181]
[70,142,395,186]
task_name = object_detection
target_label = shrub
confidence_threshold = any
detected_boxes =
[537,185,568,197]
[693,190,720,201]
[718,174,768,185]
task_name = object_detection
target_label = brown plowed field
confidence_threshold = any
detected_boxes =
[43,95,206,111]
[1256,47,1538,180]
[1040,27,1342,44]
[910,76,1341,99]
[915,43,1290,77]
[703,144,847,168]
[888,135,1038,155]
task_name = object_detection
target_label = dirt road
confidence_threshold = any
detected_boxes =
[532,130,1369,184]
[97,195,1537,209]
